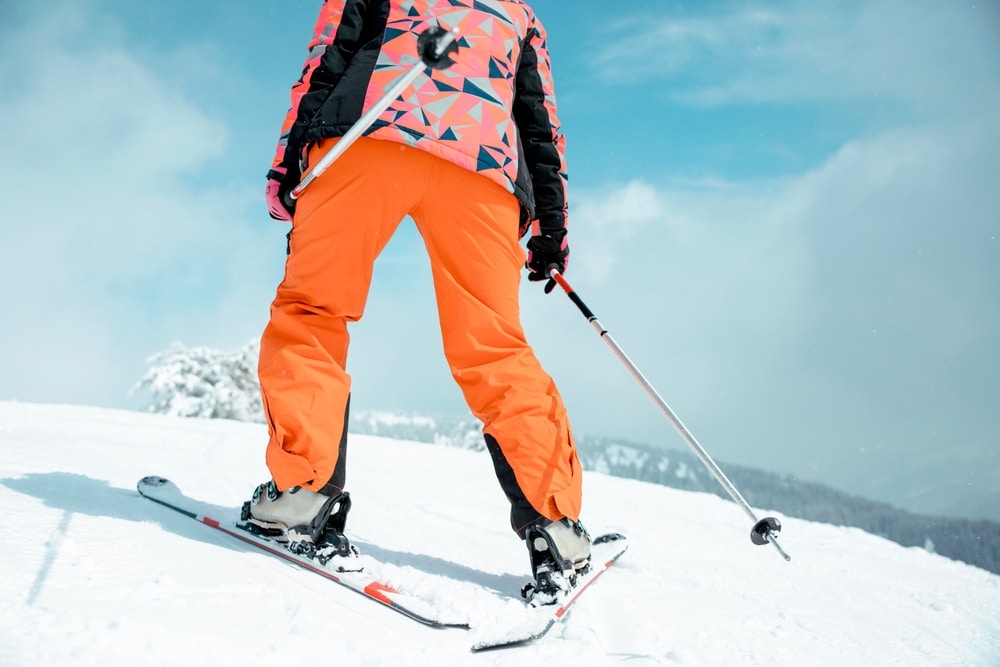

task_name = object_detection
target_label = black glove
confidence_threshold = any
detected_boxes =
[525,229,568,294]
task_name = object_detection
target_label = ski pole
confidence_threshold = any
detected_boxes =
[547,267,791,561]
[290,25,461,199]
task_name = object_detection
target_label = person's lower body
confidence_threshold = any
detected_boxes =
[250,137,588,590]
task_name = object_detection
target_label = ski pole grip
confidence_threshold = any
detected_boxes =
[546,265,570,293]
[547,267,596,320]
[417,26,460,69]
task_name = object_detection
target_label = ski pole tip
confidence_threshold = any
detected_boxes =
[751,516,791,561]
[768,533,792,561]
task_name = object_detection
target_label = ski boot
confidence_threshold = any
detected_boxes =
[521,517,592,606]
[241,481,358,567]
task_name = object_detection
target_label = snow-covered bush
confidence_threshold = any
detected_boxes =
[132,340,265,422]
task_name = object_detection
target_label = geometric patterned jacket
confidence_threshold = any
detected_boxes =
[268,0,568,236]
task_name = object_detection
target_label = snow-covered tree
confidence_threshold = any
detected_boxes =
[132,340,265,422]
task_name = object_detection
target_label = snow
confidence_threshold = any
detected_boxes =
[1,401,998,666]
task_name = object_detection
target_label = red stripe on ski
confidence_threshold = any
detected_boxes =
[555,570,599,619]
[472,535,628,650]
[364,581,399,605]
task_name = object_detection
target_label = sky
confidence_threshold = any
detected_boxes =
[1,1,998,518]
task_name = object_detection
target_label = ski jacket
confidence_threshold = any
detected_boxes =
[269,0,567,236]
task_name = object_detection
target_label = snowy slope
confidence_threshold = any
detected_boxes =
[1,402,998,666]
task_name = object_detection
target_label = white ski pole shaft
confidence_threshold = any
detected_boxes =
[548,268,790,561]
[291,26,460,199]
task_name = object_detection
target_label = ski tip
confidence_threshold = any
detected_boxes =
[593,533,629,559]
[137,475,174,494]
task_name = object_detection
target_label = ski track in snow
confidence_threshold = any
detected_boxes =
[1,401,998,666]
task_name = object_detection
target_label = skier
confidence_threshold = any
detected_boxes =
[248,0,589,599]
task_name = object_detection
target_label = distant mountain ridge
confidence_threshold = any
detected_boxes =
[133,340,998,524]
[350,410,1000,576]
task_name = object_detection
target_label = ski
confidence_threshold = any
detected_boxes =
[136,476,469,629]
[469,533,628,651]
[137,475,627,651]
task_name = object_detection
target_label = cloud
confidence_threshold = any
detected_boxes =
[548,1,1000,505]
[569,180,665,282]
[0,5,283,407]
[521,110,1000,504]
[593,1,1000,115]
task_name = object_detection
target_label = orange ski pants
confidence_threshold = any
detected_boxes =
[258,137,582,530]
